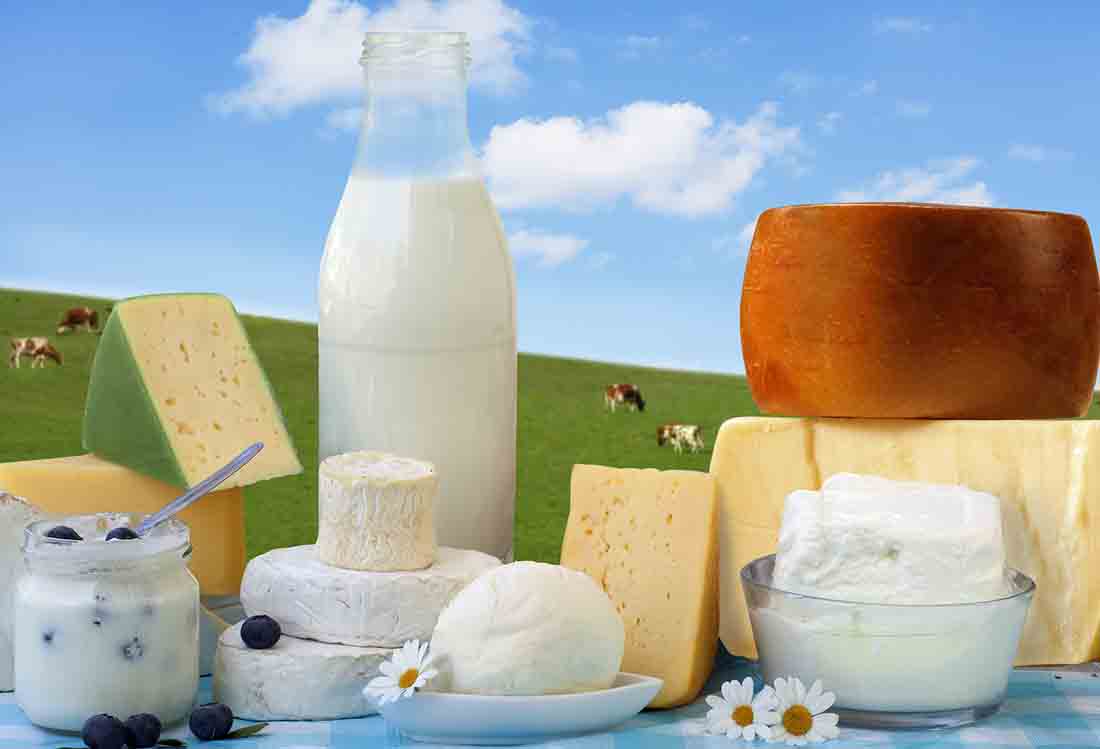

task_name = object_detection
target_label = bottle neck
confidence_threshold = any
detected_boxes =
[353,64,477,181]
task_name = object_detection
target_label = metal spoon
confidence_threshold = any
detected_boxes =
[134,442,264,536]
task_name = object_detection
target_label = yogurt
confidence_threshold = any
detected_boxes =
[14,514,199,731]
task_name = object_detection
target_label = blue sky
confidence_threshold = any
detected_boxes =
[3,1,1097,373]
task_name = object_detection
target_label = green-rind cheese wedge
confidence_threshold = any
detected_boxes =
[83,293,303,489]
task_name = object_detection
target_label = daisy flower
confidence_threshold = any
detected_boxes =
[705,676,779,741]
[364,640,438,705]
[768,677,839,745]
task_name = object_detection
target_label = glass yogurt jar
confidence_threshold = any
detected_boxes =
[14,513,199,731]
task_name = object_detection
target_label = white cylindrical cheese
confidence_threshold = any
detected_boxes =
[213,623,392,721]
[317,451,438,571]
[240,545,499,647]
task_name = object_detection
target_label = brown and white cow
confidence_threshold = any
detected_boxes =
[604,383,645,412]
[9,337,62,368]
[57,306,98,334]
[657,423,704,453]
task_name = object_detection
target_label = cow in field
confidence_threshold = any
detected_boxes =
[9,337,62,368]
[604,384,645,412]
[57,306,98,334]
[657,423,704,453]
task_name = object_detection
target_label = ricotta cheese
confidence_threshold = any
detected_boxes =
[213,622,392,721]
[773,473,1010,604]
[317,451,437,571]
[0,492,42,691]
[429,562,624,696]
[240,545,498,647]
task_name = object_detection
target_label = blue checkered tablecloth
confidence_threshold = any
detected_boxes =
[4,654,1100,748]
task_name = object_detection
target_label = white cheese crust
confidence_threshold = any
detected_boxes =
[429,562,625,696]
[240,545,499,647]
[317,451,437,571]
[213,622,392,721]
[0,492,43,691]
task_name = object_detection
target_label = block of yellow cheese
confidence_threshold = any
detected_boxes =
[0,454,246,595]
[83,293,302,489]
[710,416,1100,666]
[561,465,719,708]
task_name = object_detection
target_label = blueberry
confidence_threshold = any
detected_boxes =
[42,629,55,645]
[45,525,82,541]
[240,615,281,650]
[106,527,139,541]
[121,636,144,661]
[81,713,127,749]
[124,713,162,748]
[189,703,233,741]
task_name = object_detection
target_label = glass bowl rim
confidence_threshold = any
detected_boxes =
[741,553,1036,609]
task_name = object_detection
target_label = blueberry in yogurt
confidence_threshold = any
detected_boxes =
[45,525,82,541]
[121,636,145,661]
[124,712,162,748]
[240,615,281,649]
[81,713,128,749]
[106,527,139,541]
[189,702,233,740]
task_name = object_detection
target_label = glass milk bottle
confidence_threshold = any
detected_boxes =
[319,32,517,560]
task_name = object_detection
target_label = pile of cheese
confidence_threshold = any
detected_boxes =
[214,450,500,720]
[0,293,305,691]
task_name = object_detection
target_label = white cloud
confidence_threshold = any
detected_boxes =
[873,16,933,34]
[509,229,589,267]
[852,79,878,96]
[545,45,578,63]
[212,0,530,118]
[778,71,818,94]
[818,111,842,135]
[1008,143,1073,162]
[324,106,363,133]
[483,101,802,218]
[836,156,994,206]
[896,99,931,117]
[713,218,758,258]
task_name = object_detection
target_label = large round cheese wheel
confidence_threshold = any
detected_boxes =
[742,203,1100,418]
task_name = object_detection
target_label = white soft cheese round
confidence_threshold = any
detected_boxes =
[429,562,624,695]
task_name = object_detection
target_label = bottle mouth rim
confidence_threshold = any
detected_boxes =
[361,31,471,68]
[24,512,191,566]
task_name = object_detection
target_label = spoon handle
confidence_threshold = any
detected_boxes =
[136,442,264,536]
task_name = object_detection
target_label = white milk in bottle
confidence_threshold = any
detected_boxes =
[319,32,516,560]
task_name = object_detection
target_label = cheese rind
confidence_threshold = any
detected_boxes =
[213,623,390,721]
[83,293,302,489]
[711,416,1100,666]
[561,465,719,708]
[240,545,498,647]
[0,493,43,692]
[317,451,437,571]
[0,454,245,595]
[742,203,1100,418]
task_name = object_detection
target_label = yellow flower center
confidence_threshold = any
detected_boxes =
[782,704,813,736]
[732,705,755,727]
[398,668,420,689]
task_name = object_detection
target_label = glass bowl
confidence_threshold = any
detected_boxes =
[741,554,1035,729]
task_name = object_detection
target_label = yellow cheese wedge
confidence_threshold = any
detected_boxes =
[561,465,719,708]
[710,416,1100,667]
[0,454,246,596]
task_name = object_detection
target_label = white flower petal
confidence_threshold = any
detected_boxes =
[755,723,774,740]
[706,695,729,711]
[809,692,836,715]
[812,712,838,729]
[773,678,792,706]
[791,678,807,704]
[420,667,439,682]
[743,725,757,741]
[816,722,839,740]
[739,677,756,704]
[754,686,779,711]
[805,680,823,707]
[721,680,737,702]
[755,709,779,725]
[378,660,400,678]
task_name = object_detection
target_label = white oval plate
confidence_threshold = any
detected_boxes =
[378,673,663,745]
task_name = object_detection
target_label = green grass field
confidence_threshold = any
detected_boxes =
[0,288,764,563]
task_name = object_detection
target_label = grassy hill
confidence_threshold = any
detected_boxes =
[0,287,760,563]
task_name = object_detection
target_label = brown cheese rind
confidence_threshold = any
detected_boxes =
[741,203,1100,418]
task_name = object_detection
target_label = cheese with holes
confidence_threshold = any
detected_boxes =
[561,465,719,708]
[83,293,302,489]
[214,622,391,720]
[711,416,1100,666]
[742,203,1100,418]
[240,545,498,647]
[0,493,43,691]
[0,454,245,595]
[317,452,437,571]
